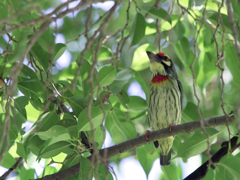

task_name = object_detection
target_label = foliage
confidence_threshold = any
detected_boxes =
[0,0,240,179]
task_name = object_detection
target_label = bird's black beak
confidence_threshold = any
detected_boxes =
[146,51,159,63]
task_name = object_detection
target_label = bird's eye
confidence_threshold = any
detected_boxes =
[163,56,169,61]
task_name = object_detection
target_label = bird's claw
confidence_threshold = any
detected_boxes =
[145,130,151,140]
[169,124,174,131]
[169,124,175,137]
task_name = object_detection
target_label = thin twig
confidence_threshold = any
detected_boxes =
[176,0,200,21]
[65,9,109,44]
[189,0,213,166]
[212,0,231,140]
[70,1,121,93]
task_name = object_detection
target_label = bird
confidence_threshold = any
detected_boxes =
[145,51,182,166]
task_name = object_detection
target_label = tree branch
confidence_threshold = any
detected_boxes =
[0,157,23,180]
[35,114,234,180]
[184,134,239,180]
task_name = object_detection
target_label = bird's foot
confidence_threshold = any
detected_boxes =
[169,124,175,138]
[145,130,151,140]
[169,124,174,131]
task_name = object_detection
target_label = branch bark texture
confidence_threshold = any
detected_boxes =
[36,115,234,180]
[184,134,239,180]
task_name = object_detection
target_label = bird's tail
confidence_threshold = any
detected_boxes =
[160,150,171,166]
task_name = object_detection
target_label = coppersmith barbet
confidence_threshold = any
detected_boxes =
[145,51,182,166]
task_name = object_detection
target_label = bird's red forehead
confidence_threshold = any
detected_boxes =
[156,52,165,57]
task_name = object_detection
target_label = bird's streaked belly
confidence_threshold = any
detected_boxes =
[148,80,181,132]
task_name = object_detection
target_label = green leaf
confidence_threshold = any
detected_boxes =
[23,111,59,146]
[61,154,80,170]
[78,107,104,131]
[96,163,113,180]
[43,166,58,176]
[130,12,146,46]
[174,21,185,41]
[18,79,48,100]
[219,154,240,178]
[66,96,86,117]
[132,44,153,71]
[85,46,113,61]
[115,69,133,81]
[127,96,147,112]
[109,69,133,94]
[22,64,38,79]
[38,141,71,159]
[98,46,113,61]
[181,102,199,123]
[16,142,27,159]
[115,90,130,108]
[26,135,44,156]
[19,167,35,180]
[53,43,67,63]
[38,111,59,132]
[224,42,240,86]
[188,0,194,8]
[185,50,196,76]
[56,81,74,97]
[36,125,70,144]
[203,168,215,180]
[105,108,137,143]
[98,66,116,86]
[201,52,218,87]
[7,32,27,64]
[161,163,179,180]
[208,13,231,33]
[60,16,84,40]
[56,115,78,138]
[231,0,240,19]
[92,126,104,149]
[174,37,190,64]
[80,59,91,97]
[175,128,223,159]
[30,96,45,111]
[137,144,158,177]
[0,1,8,21]
[1,152,16,169]
[37,27,55,52]
[78,157,92,180]
[0,114,18,153]
[148,8,172,24]
[11,106,27,129]
[177,164,183,180]
[134,71,149,100]
[30,42,50,71]
[215,163,227,180]
[60,62,78,79]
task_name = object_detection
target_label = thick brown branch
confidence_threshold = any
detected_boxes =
[35,115,234,180]
[184,134,239,180]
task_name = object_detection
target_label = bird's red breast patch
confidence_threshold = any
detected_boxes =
[151,74,168,83]
[156,52,165,57]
